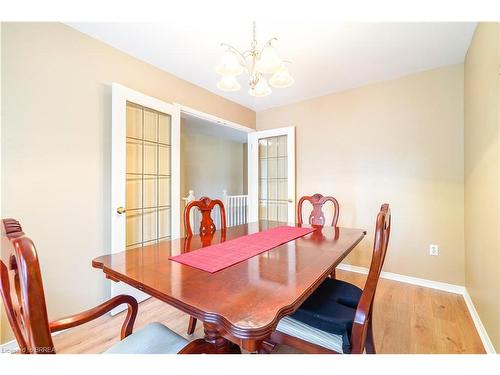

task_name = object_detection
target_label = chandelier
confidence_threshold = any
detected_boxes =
[215,22,294,97]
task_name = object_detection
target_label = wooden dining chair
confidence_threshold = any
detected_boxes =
[183,196,227,335]
[270,204,391,354]
[0,219,205,354]
[297,193,340,278]
[184,196,227,237]
[297,193,340,227]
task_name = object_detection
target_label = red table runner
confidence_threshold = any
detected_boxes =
[169,226,316,273]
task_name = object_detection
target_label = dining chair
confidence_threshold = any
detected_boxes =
[297,193,340,278]
[183,196,227,334]
[270,203,391,354]
[184,196,227,236]
[0,219,205,354]
[297,193,340,227]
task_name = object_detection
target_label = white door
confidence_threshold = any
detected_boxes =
[248,127,295,224]
[111,83,180,307]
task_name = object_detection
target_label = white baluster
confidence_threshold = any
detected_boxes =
[236,197,239,225]
[238,197,243,225]
[232,196,235,226]
[231,197,234,227]
[219,193,249,228]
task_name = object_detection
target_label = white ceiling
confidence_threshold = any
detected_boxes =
[182,113,248,143]
[68,21,476,112]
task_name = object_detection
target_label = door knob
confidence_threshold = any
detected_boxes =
[116,206,126,214]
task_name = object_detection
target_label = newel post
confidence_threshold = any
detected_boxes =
[183,190,196,234]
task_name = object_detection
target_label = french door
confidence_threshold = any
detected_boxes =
[248,127,296,224]
[111,83,180,309]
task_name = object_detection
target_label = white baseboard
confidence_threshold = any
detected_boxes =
[337,262,496,354]
[462,289,497,354]
[337,263,466,294]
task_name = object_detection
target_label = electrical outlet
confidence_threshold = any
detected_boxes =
[429,244,439,256]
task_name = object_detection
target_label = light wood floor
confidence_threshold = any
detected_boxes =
[53,270,485,354]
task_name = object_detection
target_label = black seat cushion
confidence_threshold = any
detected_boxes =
[290,278,362,353]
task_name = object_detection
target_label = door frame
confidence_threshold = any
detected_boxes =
[247,126,296,224]
[175,104,255,135]
[174,103,255,229]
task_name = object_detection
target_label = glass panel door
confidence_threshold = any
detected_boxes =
[125,102,171,249]
[248,127,295,223]
[111,83,180,312]
[258,135,289,222]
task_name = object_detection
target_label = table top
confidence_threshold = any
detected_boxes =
[93,221,366,341]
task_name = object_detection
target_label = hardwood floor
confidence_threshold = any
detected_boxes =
[52,270,485,354]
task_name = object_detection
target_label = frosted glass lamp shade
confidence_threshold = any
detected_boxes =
[217,75,241,91]
[216,50,244,76]
[255,45,283,74]
[269,66,295,88]
[248,77,272,97]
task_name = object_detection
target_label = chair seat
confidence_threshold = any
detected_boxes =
[321,278,362,308]
[105,322,188,354]
[276,316,344,353]
[289,278,362,353]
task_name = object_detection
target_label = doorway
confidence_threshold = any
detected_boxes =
[179,107,252,235]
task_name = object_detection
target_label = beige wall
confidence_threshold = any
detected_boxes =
[464,23,500,351]
[257,64,465,285]
[0,22,255,343]
[180,120,246,235]
[181,122,246,198]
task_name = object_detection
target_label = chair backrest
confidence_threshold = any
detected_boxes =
[0,219,55,354]
[183,196,227,236]
[3,218,25,238]
[297,193,340,226]
[350,204,391,354]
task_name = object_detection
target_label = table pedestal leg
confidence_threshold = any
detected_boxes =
[180,322,241,354]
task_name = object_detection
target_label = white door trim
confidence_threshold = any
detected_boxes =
[248,126,296,223]
[175,103,254,135]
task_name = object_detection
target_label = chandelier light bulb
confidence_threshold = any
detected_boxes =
[255,45,283,75]
[216,50,244,76]
[217,75,241,91]
[248,77,272,97]
[269,66,295,88]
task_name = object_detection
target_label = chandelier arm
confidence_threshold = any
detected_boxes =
[220,43,247,66]
[260,37,278,52]
[221,43,254,77]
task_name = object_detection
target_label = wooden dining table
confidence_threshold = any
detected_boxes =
[92,220,366,353]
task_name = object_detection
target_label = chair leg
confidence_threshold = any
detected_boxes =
[187,316,197,335]
[365,320,376,354]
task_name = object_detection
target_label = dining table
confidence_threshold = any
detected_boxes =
[92,220,366,353]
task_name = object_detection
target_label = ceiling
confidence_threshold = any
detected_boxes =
[68,21,476,112]
[182,113,248,143]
